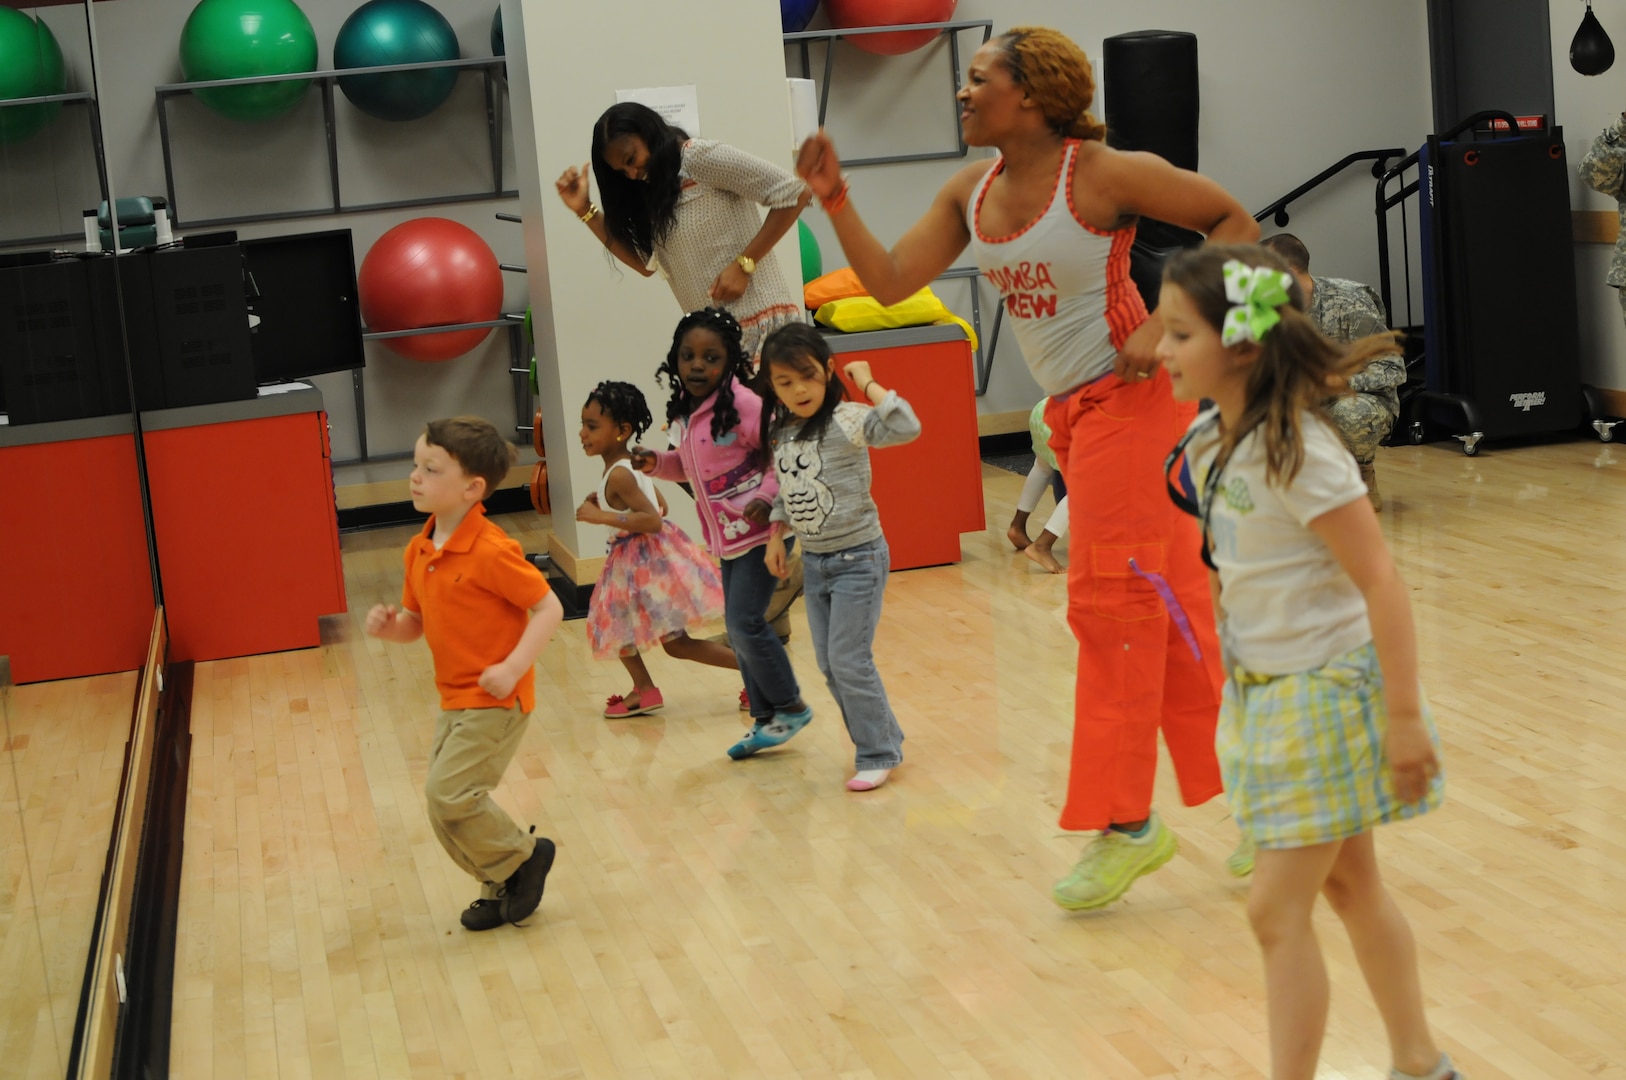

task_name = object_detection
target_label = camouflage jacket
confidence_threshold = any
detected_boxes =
[1308,276,1406,416]
[1578,116,1626,287]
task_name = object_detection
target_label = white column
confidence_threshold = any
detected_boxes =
[502,0,798,582]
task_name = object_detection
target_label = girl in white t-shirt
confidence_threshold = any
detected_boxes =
[1158,245,1459,1080]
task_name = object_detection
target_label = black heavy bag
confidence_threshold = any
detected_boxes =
[1102,30,1202,310]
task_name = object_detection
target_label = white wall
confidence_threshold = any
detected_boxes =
[1553,0,1626,392]
[790,0,1436,416]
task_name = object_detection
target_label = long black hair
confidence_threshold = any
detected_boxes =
[591,102,687,264]
[757,322,843,449]
[585,380,654,443]
[657,308,758,454]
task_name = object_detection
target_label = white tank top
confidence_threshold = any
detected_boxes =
[967,140,1148,394]
[598,459,660,535]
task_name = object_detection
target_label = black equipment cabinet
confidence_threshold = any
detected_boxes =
[1386,114,1621,453]
[0,245,257,424]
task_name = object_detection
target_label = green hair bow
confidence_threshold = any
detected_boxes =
[1220,260,1293,346]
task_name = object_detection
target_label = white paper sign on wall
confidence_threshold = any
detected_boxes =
[615,85,701,136]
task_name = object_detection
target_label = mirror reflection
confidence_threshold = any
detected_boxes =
[0,0,154,1073]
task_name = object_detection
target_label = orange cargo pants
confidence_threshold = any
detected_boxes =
[1044,367,1224,832]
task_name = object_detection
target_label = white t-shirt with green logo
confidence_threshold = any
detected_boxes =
[1186,408,1371,675]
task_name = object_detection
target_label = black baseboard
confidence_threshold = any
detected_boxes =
[526,554,592,621]
[337,486,534,532]
[978,431,1031,458]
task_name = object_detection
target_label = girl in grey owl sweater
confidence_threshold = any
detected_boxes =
[758,323,921,792]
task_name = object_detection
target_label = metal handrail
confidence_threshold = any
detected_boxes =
[1254,148,1408,227]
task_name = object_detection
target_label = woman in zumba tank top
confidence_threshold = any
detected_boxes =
[796,26,1259,911]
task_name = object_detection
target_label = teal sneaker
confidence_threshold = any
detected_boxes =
[726,706,813,760]
[1052,811,1178,911]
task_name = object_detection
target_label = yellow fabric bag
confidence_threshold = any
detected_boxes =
[813,287,977,350]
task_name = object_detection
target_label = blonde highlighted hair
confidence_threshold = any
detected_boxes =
[1162,243,1401,487]
[997,26,1107,142]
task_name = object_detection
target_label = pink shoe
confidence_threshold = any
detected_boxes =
[738,688,750,711]
[604,687,664,718]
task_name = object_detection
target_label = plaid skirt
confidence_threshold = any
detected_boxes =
[1218,642,1444,849]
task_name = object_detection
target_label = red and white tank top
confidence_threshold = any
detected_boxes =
[967,140,1147,395]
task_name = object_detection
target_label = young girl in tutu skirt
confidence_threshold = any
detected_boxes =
[576,380,739,717]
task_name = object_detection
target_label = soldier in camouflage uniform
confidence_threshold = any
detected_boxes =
[1578,112,1626,327]
[1260,234,1405,510]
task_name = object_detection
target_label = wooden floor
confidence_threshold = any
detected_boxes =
[0,669,140,1079]
[167,438,1626,1079]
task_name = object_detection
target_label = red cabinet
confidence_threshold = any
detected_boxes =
[141,390,346,663]
[0,419,156,682]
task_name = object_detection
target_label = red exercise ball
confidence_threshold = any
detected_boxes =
[827,0,957,56]
[358,217,503,361]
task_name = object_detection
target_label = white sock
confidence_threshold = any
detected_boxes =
[847,768,891,791]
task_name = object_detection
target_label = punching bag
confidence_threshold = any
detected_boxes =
[1102,30,1202,310]
[1571,1,1615,76]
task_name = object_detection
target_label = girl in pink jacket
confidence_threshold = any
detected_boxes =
[633,308,812,759]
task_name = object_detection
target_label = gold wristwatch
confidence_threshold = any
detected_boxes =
[736,254,756,275]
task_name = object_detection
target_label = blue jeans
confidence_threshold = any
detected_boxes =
[802,537,904,769]
[722,542,802,719]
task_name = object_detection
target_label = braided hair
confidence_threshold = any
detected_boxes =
[585,380,653,442]
[657,307,758,453]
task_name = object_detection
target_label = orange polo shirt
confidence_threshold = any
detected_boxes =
[402,502,550,712]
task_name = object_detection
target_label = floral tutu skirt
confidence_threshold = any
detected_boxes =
[586,522,724,659]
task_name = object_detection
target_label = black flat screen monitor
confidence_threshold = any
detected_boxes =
[240,229,364,383]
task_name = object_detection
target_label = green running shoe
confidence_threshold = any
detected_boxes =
[1052,811,1178,911]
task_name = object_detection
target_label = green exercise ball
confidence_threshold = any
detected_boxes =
[798,219,823,284]
[179,0,317,122]
[490,6,503,56]
[335,0,460,122]
[0,10,66,145]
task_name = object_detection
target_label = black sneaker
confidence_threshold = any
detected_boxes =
[460,898,505,932]
[501,833,557,925]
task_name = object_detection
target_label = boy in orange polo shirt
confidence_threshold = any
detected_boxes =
[366,416,564,931]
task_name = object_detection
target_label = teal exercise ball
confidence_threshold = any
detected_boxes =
[490,6,503,56]
[335,0,460,122]
[178,0,317,122]
[0,9,66,145]
[798,219,823,284]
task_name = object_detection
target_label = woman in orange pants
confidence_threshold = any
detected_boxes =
[797,25,1257,908]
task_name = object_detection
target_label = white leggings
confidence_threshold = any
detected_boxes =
[1016,461,1069,539]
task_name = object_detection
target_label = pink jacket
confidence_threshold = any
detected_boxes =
[648,378,779,558]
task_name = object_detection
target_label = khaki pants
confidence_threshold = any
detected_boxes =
[426,704,535,898]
